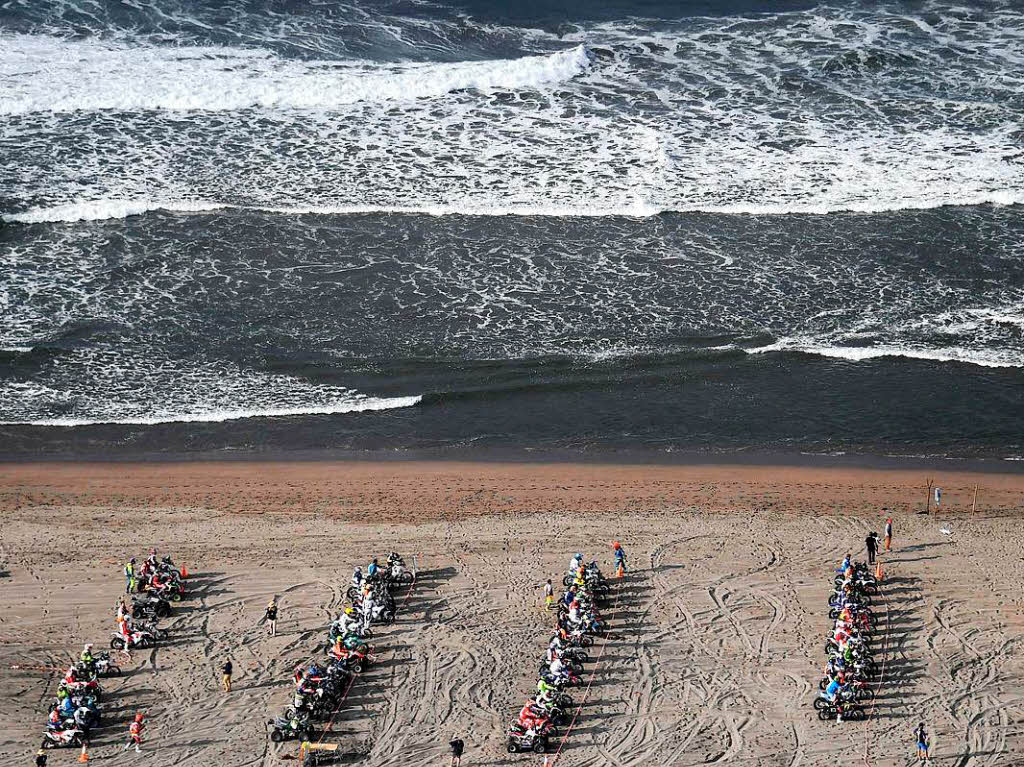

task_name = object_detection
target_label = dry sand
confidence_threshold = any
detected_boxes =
[2,460,1023,767]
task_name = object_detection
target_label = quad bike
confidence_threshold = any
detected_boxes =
[268,714,315,742]
[507,720,557,753]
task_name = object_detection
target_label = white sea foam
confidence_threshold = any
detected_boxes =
[0,350,423,427]
[746,340,1023,368]
[4,3,1024,221]
[6,193,1022,225]
[0,395,422,426]
[5,200,227,224]
[0,35,591,114]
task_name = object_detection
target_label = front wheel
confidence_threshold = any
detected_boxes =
[270,730,284,743]
[817,709,834,721]
[170,593,182,602]
[110,637,125,650]
[107,665,121,676]
[846,707,867,721]
[813,698,829,711]
[71,734,83,747]
[400,572,414,584]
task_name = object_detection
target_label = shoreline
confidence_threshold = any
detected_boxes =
[3,444,1024,474]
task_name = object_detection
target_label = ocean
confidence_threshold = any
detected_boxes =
[1,0,1022,460]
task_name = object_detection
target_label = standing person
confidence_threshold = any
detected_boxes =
[265,600,278,637]
[124,558,136,594]
[915,722,930,763]
[34,748,47,767]
[123,713,144,753]
[221,658,233,693]
[543,579,554,610]
[865,531,879,565]
[448,736,465,766]
[884,514,894,552]
[613,541,627,575]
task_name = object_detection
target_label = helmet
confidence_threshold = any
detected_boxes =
[135,712,145,722]
[345,607,356,616]
[613,541,620,549]
[130,557,136,564]
[354,566,361,573]
[84,643,93,650]
[576,553,582,559]
[150,548,157,554]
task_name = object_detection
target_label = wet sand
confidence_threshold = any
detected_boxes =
[2,460,1023,766]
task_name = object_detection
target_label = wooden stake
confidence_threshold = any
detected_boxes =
[972,484,978,515]
[925,478,932,514]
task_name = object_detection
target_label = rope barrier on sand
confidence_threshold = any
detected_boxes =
[543,575,624,767]
[862,565,891,767]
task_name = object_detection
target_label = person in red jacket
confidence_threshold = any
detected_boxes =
[124,713,145,753]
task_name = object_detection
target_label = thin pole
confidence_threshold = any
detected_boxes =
[926,478,932,514]
[972,484,978,515]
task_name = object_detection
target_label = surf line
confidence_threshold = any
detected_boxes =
[312,562,419,748]
[543,574,624,766]
[862,566,891,767]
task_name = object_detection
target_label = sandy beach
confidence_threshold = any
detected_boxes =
[2,459,1023,766]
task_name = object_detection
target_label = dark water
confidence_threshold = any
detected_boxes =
[1,0,1023,460]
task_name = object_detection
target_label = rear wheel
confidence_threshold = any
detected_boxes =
[817,709,834,721]
[107,665,121,676]
[846,707,867,721]
[270,730,284,743]
[400,572,414,584]
[507,740,519,753]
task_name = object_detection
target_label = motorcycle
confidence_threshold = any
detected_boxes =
[41,727,85,749]
[132,593,172,619]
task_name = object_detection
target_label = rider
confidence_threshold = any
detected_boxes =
[351,566,363,590]
[367,558,380,579]
[569,553,582,573]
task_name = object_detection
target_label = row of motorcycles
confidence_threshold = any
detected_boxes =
[267,553,413,744]
[40,549,183,750]
[40,646,121,749]
[507,554,610,754]
[813,556,880,722]
[112,553,184,650]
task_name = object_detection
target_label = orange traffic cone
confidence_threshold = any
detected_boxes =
[78,743,89,762]
[616,562,625,578]
[180,565,188,578]
[875,562,884,582]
